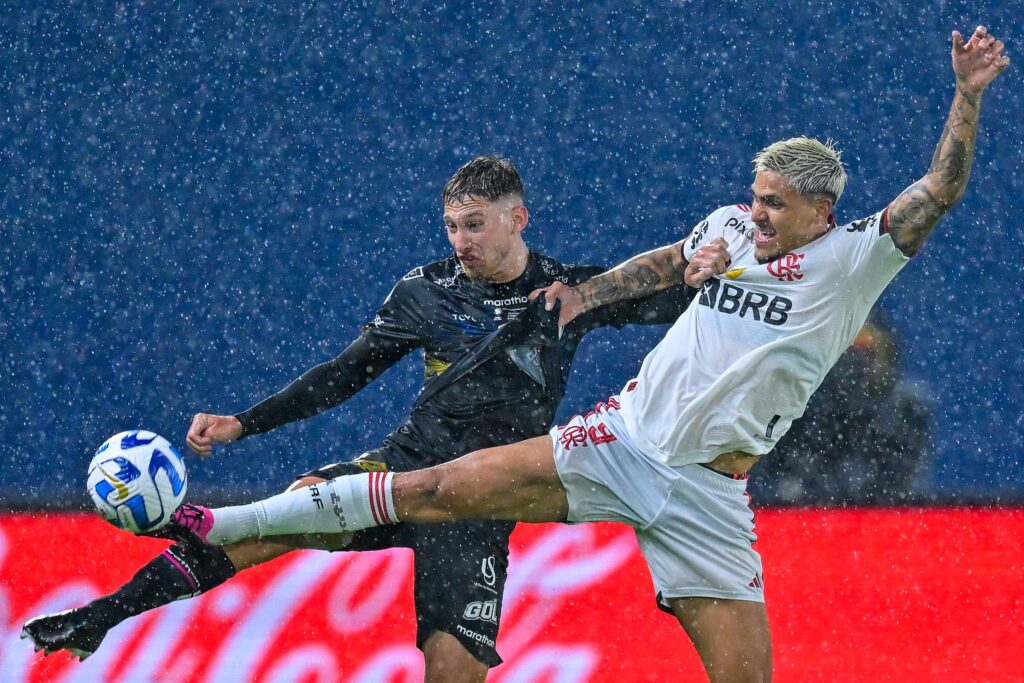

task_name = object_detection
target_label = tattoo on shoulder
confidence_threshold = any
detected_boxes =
[888,182,944,236]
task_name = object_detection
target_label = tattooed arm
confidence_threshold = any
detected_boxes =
[579,242,685,300]
[887,26,1009,256]
[531,237,731,327]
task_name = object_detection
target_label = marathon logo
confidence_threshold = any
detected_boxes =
[456,624,496,648]
[484,295,529,307]
[699,278,791,326]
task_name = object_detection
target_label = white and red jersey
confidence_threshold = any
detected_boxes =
[618,204,910,466]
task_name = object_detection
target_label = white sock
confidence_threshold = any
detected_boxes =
[205,504,260,546]
[208,472,396,544]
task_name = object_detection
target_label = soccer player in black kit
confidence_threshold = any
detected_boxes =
[24,156,694,681]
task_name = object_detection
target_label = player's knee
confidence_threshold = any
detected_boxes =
[397,466,467,522]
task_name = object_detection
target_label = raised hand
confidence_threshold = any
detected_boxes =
[952,26,1010,95]
[886,25,1009,256]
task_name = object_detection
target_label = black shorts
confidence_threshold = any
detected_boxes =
[300,445,514,667]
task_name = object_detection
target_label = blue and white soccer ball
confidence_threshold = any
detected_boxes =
[87,430,188,534]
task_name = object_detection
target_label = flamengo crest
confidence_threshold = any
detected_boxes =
[766,253,805,281]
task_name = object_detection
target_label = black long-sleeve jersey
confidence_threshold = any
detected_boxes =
[236,252,694,468]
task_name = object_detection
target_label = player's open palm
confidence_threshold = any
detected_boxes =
[952,26,1009,94]
[186,413,243,457]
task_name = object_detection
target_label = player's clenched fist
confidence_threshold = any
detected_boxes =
[684,237,732,287]
[186,413,244,457]
[530,280,584,328]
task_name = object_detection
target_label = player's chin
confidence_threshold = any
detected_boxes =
[459,257,481,272]
[754,246,778,264]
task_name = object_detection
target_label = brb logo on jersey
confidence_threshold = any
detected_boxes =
[766,253,805,281]
[699,279,792,326]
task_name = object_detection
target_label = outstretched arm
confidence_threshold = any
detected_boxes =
[186,334,412,455]
[533,237,731,326]
[576,241,689,308]
[887,26,1009,256]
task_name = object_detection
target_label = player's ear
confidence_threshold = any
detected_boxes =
[512,204,529,234]
[815,196,834,225]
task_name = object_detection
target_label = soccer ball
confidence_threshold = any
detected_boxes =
[87,430,188,533]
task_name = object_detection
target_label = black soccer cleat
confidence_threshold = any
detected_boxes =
[143,503,215,544]
[21,607,108,661]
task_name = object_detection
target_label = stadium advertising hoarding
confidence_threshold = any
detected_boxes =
[1,510,1021,682]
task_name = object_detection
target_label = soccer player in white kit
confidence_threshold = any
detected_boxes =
[153,26,1008,682]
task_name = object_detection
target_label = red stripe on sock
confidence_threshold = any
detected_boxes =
[378,475,389,524]
[380,472,392,523]
[366,473,380,525]
[380,475,391,524]
[374,472,393,524]
[368,472,385,526]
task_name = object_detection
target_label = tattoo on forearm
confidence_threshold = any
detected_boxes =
[932,90,978,191]
[889,88,981,254]
[956,86,978,109]
[579,251,681,309]
[937,137,969,186]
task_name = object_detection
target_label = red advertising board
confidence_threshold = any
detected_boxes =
[1,509,1022,682]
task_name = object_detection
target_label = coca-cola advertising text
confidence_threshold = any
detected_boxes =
[1,510,1022,681]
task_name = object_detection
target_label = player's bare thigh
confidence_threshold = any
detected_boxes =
[669,596,772,683]
[422,630,488,683]
[224,475,349,570]
[394,436,569,523]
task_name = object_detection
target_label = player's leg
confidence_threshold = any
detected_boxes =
[20,525,239,660]
[542,400,771,680]
[636,462,771,682]
[413,520,513,682]
[203,436,569,544]
[422,631,488,683]
[20,474,342,660]
[669,597,772,683]
[395,436,569,523]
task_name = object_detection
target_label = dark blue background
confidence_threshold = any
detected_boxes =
[3,1,1022,507]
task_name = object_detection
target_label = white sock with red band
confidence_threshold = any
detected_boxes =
[206,472,397,546]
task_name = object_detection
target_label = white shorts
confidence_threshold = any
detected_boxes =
[550,397,764,607]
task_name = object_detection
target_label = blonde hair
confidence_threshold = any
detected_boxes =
[753,137,847,203]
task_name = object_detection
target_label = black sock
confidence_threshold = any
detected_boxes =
[87,537,237,629]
